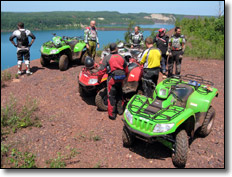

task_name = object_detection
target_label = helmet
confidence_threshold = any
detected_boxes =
[117,42,124,48]
[85,56,94,69]
[158,28,166,33]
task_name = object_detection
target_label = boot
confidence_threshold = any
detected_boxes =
[25,60,33,75]
[17,60,23,75]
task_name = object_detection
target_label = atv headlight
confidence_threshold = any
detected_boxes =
[125,109,133,124]
[153,123,174,133]
[88,79,98,85]
[40,46,44,52]
[157,87,169,99]
[50,49,59,54]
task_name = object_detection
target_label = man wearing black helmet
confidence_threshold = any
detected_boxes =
[154,28,169,77]
[98,43,128,120]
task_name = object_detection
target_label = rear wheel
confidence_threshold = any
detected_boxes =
[122,126,134,147]
[95,88,108,111]
[80,51,86,65]
[59,55,69,71]
[198,106,215,137]
[172,130,188,168]
[40,55,50,67]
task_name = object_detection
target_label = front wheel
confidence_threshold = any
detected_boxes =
[59,55,69,71]
[172,130,188,168]
[95,88,108,111]
[78,84,86,97]
[198,106,215,137]
[122,126,134,147]
[40,55,50,67]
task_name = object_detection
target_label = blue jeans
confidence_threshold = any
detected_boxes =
[160,54,167,73]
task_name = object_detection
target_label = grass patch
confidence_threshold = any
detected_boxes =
[8,148,37,168]
[46,148,80,168]
[1,143,9,164]
[46,152,66,168]
[1,71,12,88]
[89,131,102,142]
[1,95,41,135]
[93,161,102,168]
[96,50,103,57]
[92,135,102,142]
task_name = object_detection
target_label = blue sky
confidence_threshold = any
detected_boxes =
[1,1,224,16]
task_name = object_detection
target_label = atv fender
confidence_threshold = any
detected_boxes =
[100,74,108,83]
[169,108,195,135]
[74,42,86,53]
[186,88,218,113]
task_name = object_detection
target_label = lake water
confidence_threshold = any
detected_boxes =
[1,24,174,70]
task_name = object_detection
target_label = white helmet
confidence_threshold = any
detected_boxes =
[117,42,124,48]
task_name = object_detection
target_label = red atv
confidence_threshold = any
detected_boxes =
[78,62,107,97]
[78,58,143,111]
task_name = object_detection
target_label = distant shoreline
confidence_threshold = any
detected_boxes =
[1,26,164,33]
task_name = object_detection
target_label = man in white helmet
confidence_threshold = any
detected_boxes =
[9,22,36,75]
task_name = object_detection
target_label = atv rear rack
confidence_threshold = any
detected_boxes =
[128,95,184,122]
[164,74,214,87]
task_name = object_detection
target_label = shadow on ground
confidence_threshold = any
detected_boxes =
[128,139,172,160]
[30,66,45,73]
[44,61,83,70]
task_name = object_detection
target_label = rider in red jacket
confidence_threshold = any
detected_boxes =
[98,43,128,120]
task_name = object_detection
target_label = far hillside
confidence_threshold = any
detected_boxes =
[1,11,211,32]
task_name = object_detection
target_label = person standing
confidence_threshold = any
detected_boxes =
[129,26,144,48]
[154,28,169,76]
[9,22,36,75]
[167,27,186,77]
[84,20,100,60]
[98,43,128,120]
[140,37,162,98]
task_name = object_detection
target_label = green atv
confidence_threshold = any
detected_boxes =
[40,33,86,71]
[122,74,218,168]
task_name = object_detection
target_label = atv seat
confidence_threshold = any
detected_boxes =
[128,62,139,72]
[173,84,194,107]
[67,40,78,50]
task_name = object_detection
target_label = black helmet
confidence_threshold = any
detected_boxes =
[85,56,94,69]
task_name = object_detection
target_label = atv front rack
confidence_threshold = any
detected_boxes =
[128,95,184,122]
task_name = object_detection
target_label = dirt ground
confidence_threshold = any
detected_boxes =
[1,55,224,168]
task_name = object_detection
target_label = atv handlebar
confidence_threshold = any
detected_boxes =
[62,36,84,41]
[142,78,156,88]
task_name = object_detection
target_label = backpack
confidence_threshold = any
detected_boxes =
[20,30,29,46]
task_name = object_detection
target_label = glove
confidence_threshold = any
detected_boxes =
[14,44,17,47]
[166,51,172,56]
[179,55,183,59]
[28,44,32,47]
